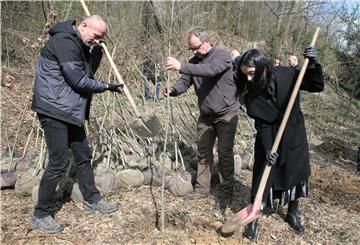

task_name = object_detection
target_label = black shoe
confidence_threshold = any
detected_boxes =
[243,219,258,241]
[285,212,305,234]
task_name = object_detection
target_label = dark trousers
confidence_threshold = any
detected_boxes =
[34,114,101,218]
[144,79,160,100]
[195,114,238,198]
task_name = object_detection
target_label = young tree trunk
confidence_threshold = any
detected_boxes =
[149,0,165,34]
[284,0,299,50]
[141,1,152,41]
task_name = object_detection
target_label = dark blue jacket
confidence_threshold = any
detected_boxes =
[31,20,107,126]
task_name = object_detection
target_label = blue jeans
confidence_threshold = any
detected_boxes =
[34,114,101,218]
[144,79,160,100]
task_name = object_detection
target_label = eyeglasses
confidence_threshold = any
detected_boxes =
[188,41,204,51]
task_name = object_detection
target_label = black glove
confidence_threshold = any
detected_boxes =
[303,46,317,65]
[105,83,124,93]
[266,150,279,166]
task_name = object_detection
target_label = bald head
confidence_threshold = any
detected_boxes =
[288,55,298,67]
[273,59,280,66]
[230,50,241,61]
[78,15,107,46]
[83,15,107,33]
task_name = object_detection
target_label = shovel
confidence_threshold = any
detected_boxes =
[222,27,321,234]
[80,0,161,138]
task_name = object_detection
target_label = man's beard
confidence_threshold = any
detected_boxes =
[85,39,95,47]
[195,53,204,59]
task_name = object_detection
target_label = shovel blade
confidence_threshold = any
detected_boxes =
[221,204,262,233]
[128,113,161,138]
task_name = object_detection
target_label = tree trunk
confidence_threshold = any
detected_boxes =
[284,0,299,50]
[141,1,152,42]
[149,0,165,34]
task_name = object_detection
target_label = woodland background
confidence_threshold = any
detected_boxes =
[1,1,360,244]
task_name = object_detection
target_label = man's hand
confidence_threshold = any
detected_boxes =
[105,83,124,93]
[165,57,181,71]
[162,86,174,97]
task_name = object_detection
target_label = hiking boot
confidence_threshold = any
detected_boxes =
[30,214,64,234]
[84,199,119,214]
[183,191,209,202]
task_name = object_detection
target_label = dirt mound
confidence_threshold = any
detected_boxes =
[311,165,360,212]
[313,136,357,162]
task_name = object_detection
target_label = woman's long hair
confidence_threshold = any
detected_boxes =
[235,49,273,97]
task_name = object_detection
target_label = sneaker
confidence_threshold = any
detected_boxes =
[84,199,119,214]
[30,214,64,234]
[183,191,209,202]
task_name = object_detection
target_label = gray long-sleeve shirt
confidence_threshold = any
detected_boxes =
[170,46,240,121]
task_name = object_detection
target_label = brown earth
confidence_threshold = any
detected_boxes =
[1,66,360,244]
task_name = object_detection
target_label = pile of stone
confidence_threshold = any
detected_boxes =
[1,139,252,205]
[1,149,41,191]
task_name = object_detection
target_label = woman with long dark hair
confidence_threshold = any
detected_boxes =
[235,48,324,240]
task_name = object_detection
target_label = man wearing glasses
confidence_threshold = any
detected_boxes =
[164,27,239,212]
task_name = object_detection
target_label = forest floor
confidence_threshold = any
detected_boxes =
[1,66,360,244]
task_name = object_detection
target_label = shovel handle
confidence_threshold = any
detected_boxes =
[80,0,141,118]
[253,27,321,207]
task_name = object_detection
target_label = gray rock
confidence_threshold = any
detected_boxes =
[95,169,117,194]
[115,169,144,188]
[0,171,17,188]
[167,171,194,197]
[234,154,242,176]
[15,168,42,194]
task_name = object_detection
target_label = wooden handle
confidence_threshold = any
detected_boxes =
[254,27,321,204]
[80,0,91,16]
[79,0,141,117]
[310,27,320,47]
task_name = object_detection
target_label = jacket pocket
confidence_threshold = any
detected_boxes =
[199,87,227,115]
[216,82,230,106]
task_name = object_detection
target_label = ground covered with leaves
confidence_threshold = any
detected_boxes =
[1,67,360,244]
[1,155,360,244]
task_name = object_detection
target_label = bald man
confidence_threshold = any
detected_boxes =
[30,16,122,233]
[288,55,299,70]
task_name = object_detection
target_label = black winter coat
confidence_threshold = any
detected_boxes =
[31,20,107,126]
[245,64,324,198]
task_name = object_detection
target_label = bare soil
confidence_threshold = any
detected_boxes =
[1,67,360,244]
